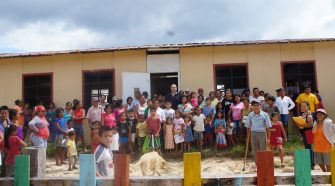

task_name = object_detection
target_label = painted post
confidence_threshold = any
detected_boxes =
[80,154,96,186]
[256,151,274,186]
[294,149,312,186]
[184,152,201,186]
[14,155,30,186]
[331,149,335,186]
[114,154,130,186]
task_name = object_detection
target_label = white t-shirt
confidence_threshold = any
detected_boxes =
[193,114,206,132]
[95,144,114,177]
[249,96,265,103]
[110,133,119,151]
[164,108,175,119]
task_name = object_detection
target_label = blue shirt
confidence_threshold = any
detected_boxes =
[245,111,271,132]
[53,117,68,135]
[202,105,216,117]
[214,118,226,128]
[204,123,212,133]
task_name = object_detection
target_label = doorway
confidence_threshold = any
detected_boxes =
[150,72,178,97]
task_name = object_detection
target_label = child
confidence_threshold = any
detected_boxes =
[146,108,161,150]
[184,115,194,152]
[203,115,214,148]
[214,111,226,129]
[215,124,227,150]
[173,110,184,153]
[1,125,27,176]
[190,92,198,107]
[226,118,234,146]
[193,107,206,152]
[95,126,114,177]
[110,127,119,154]
[164,101,175,119]
[127,109,138,153]
[67,131,78,171]
[270,112,287,167]
[136,114,147,152]
[91,121,101,153]
[54,108,68,166]
[164,117,174,154]
[117,112,131,154]
[202,98,215,120]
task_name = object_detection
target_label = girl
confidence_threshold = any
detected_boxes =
[216,102,224,116]
[197,95,205,108]
[117,112,131,154]
[2,125,27,177]
[136,95,147,117]
[214,111,226,129]
[113,99,125,120]
[228,95,244,142]
[125,97,134,111]
[102,104,117,127]
[8,109,24,140]
[164,117,174,154]
[215,124,227,150]
[177,95,193,117]
[29,105,49,147]
[72,100,86,151]
[173,110,185,153]
[190,92,198,107]
[226,118,234,146]
[54,108,68,166]
[184,115,194,152]
[270,112,287,167]
[64,102,73,126]
[91,121,101,153]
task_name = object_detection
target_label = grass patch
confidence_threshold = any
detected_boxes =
[283,135,304,153]
[46,143,56,157]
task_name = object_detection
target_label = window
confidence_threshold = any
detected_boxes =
[282,62,317,97]
[214,64,248,95]
[83,70,114,111]
[23,74,52,108]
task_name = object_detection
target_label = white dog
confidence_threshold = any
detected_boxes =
[134,151,167,176]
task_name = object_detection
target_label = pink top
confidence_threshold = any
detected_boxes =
[113,107,125,119]
[86,106,104,122]
[103,113,117,127]
[173,117,184,133]
[191,98,198,107]
[230,102,244,121]
[29,116,49,139]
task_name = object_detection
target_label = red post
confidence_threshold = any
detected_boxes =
[114,154,130,186]
[257,151,274,186]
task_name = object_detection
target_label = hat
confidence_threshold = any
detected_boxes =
[276,87,284,92]
[198,88,204,92]
[112,96,118,101]
[92,97,99,102]
[185,88,190,92]
[251,100,261,105]
[35,105,46,112]
[316,109,327,115]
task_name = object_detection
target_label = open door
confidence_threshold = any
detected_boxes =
[122,72,151,101]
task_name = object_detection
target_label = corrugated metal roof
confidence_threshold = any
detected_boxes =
[1,38,334,59]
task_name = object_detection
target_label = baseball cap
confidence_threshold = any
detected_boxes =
[35,105,46,112]
[316,109,327,115]
[92,97,99,102]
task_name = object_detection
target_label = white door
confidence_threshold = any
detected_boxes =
[122,72,151,101]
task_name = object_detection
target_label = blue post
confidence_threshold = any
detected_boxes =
[80,154,96,186]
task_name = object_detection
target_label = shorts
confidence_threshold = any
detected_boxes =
[137,136,146,146]
[68,155,78,164]
[194,131,203,140]
[233,120,240,134]
[119,136,129,143]
[314,152,330,166]
[131,133,136,143]
[73,124,84,137]
[55,135,66,147]
[31,135,48,147]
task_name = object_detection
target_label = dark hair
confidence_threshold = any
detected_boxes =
[55,107,64,118]
[205,97,211,101]
[165,100,172,104]
[215,102,223,113]
[15,99,22,106]
[180,95,188,103]
[271,112,280,118]
[104,104,112,111]
[150,107,157,112]
[301,101,310,109]
[216,110,224,119]
[0,105,9,111]
[242,98,250,103]
[253,87,259,92]
[98,125,113,136]
[49,102,56,109]
[126,97,133,103]
[66,102,72,107]
[68,131,75,137]
[115,99,123,108]
[127,109,134,113]
[73,100,81,110]
[8,109,18,121]
[73,99,79,105]
[4,124,17,149]
[142,91,149,99]
[233,94,241,105]
[267,96,275,101]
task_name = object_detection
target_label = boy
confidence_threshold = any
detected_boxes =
[203,115,214,148]
[202,98,216,120]
[193,107,206,152]
[127,109,138,153]
[136,114,147,152]
[95,126,114,177]
[146,108,161,150]
[67,131,78,171]
[164,101,175,119]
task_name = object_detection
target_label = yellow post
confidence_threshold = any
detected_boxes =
[184,152,201,186]
[331,149,335,186]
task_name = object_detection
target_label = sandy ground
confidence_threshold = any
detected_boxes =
[46,154,303,177]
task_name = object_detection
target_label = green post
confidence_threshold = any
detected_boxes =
[294,149,312,186]
[14,155,30,186]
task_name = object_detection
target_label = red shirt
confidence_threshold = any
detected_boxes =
[103,113,117,127]
[1,136,21,165]
[73,109,84,124]
[146,116,161,135]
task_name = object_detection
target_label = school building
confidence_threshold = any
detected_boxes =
[0,38,334,117]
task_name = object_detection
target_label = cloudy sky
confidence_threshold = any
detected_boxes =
[0,0,335,53]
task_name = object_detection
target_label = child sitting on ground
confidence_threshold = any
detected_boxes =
[136,114,147,152]
[67,131,78,171]
[91,121,101,153]
[95,126,114,177]
[270,112,287,167]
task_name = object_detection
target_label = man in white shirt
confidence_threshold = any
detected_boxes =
[249,87,265,104]
[86,97,105,127]
[275,87,295,136]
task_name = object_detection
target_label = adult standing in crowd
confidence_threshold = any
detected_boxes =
[99,95,108,108]
[249,87,265,104]
[275,88,295,135]
[0,106,10,134]
[228,95,244,141]
[245,100,272,165]
[198,88,205,98]
[102,104,117,127]
[13,99,24,126]
[178,95,193,117]
[131,90,142,109]
[209,91,219,107]
[165,84,180,110]
[86,97,105,128]
[296,86,319,118]
[113,99,125,120]
[72,100,86,151]
[136,95,147,117]
[125,97,134,111]
[64,102,73,123]
[29,105,49,147]
[216,90,224,102]
[313,109,335,172]
[222,89,234,119]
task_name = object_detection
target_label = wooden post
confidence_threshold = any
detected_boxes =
[256,151,274,186]
[14,155,30,186]
[294,149,312,186]
[23,147,46,177]
[184,152,201,186]
[331,149,335,186]
[114,154,130,186]
[80,154,96,186]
